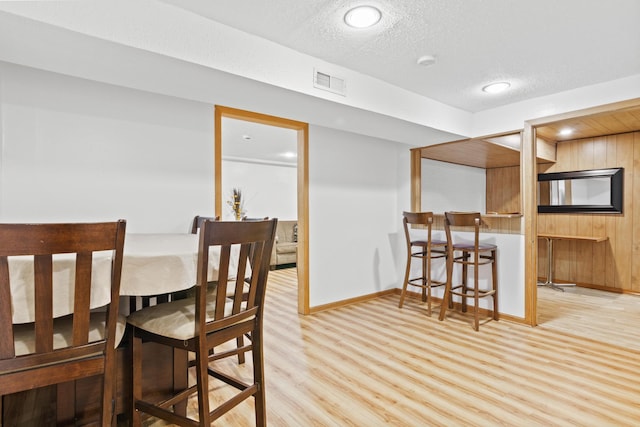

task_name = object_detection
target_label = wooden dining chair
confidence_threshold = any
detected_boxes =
[127,218,277,426]
[398,211,447,316]
[438,212,498,331]
[191,215,219,234]
[0,220,127,426]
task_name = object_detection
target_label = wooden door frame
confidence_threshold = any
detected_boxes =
[215,105,310,315]
[523,97,640,326]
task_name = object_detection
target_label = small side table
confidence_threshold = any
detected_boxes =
[537,234,608,292]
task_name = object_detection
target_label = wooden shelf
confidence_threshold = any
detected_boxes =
[485,212,523,218]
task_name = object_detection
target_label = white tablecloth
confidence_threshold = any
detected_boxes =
[9,233,239,323]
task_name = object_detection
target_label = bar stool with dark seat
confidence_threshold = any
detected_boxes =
[398,211,447,316]
[438,211,498,331]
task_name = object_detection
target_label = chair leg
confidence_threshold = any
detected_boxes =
[131,332,143,427]
[252,329,267,427]
[439,253,454,321]
[492,250,499,320]
[425,253,432,316]
[447,255,454,308]
[196,346,211,425]
[102,352,117,427]
[236,335,246,364]
[421,255,428,302]
[474,255,480,332]
[461,251,469,313]
[398,251,412,308]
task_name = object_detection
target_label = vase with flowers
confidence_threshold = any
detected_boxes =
[227,187,246,220]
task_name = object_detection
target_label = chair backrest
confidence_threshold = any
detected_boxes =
[402,211,434,245]
[0,220,126,395]
[444,211,483,249]
[195,219,277,335]
[191,215,219,234]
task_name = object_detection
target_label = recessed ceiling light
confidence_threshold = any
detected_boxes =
[482,82,511,94]
[416,55,436,67]
[242,134,252,141]
[281,152,297,159]
[344,6,381,28]
[559,128,573,136]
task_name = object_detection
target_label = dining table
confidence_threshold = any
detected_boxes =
[8,233,245,323]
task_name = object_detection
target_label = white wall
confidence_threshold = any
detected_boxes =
[2,57,637,316]
[421,159,486,213]
[0,62,410,309]
[221,159,297,221]
[0,62,214,233]
[308,126,403,306]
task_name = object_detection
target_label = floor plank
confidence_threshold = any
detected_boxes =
[538,285,640,351]
[143,268,640,426]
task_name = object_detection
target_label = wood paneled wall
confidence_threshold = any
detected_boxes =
[486,165,521,214]
[537,131,640,293]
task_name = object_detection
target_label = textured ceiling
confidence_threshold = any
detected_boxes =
[1,0,638,163]
[161,0,640,113]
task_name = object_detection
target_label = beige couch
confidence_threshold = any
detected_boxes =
[271,220,297,269]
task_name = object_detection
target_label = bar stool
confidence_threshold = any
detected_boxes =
[438,212,498,331]
[398,211,447,316]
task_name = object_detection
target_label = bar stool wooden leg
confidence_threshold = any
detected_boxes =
[492,249,499,320]
[421,255,428,303]
[439,251,454,321]
[398,252,412,309]
[425,248,432,316]
[474,251,480,331]
[461,251,469,313]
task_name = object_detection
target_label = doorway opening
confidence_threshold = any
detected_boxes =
[524,98,640,344]
[214,105,310,315]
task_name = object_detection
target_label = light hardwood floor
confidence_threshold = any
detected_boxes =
[146,268,640,426]
[537,285,640,351]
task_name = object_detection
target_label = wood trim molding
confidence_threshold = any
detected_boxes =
[214,105,310,315]
[524,97,640,327]
[297,122,310,314]
[410,148,422,211]
[214,109,222,217]
[522,123,537,326]
[310,289,397,314]
[392,289,528,325]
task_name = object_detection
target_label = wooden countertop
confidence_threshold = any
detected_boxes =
[537,233,608,243]
[484,212,523,218]
[432,212,522,219]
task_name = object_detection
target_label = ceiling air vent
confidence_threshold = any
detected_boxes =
[313,69,346,96]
